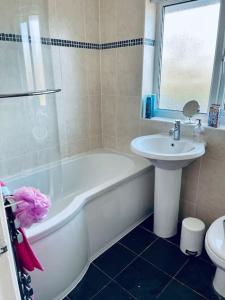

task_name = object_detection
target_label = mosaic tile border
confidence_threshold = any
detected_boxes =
[0,33,155,49]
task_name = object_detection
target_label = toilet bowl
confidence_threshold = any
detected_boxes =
[205,216,225,298]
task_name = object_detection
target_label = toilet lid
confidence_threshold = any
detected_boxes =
[207,216,225,261]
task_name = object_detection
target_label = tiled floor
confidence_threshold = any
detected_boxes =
[64,214,220,300]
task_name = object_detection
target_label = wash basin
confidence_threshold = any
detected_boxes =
[131,133,206,238]
[131,134,205,170]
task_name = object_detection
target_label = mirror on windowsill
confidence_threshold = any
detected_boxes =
[183,100,200,124]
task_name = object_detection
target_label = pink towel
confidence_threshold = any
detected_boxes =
[15,228,44,272]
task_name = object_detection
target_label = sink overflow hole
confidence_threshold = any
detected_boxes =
[171,143,175,147]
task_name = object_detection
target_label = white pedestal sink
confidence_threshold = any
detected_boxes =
[131,134,205,238]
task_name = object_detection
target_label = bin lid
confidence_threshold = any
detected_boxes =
[182,217,205,232]
[207,216,225,261]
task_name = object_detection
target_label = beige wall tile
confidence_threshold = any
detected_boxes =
[100,0,117,43]
[116,0,145,40]
[117,46,143,97]
[196,203,225,228]
[88,95,102,136]
[66,138,90,156]
[116,136,133,154]
[89,135,102,149]
[64,95,89,142]
[203,127,225,161]
[55,0,85,40]
[102,135,116,149]
[179,200,197,220]
[102,96,117,137]
[37,146,61,166]
[60,47,88,97]
[86,50,101,95]
[116,96,141,140]
[85,0,100,43]
[181,158,201,204]
[101,49,117,95]
[0,0,19,33]
[196,157,225,209]
[0,43,27,93]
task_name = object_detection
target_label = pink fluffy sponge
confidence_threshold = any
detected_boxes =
[13,187,51,228]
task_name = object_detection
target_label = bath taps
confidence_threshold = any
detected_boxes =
[169,120,181,140]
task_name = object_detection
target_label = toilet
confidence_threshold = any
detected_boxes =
[205,216,225,298]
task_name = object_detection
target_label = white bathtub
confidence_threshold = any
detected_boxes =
[6,150,154,300]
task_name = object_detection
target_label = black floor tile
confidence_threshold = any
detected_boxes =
[115,257,171,300]
[94,243,136,277]
[119,226,157,254]
[140,214,181,247]
[68,264,110,300]
[140,214,154,232]
[141,238,188,276]
[176,258,217,300]
[200,246,213,265]
[159,280,205,300]
[93,281,136,300]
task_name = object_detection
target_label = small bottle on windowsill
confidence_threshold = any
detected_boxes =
[208,104,221,128]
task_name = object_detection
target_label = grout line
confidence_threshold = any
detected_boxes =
[90,280,113,299]
[173,278,209,300]
[117,241,140,255]
[94,253,139,281]
[156,258,190,298]
[118,233,159,256]
[114,238,179,281]
[110,280,139,300]
[92,263,115,281]
[198,255,214,266]
[138,255,173,279]
[139,223,181,248]
[138,236,159,255]
[92,236,160,294]
[90,263,138,300]
[89,265,114,299]
[91,278,138,300]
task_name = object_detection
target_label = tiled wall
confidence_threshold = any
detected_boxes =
[100,0,148,151]
[1,0,225,226]
[100,0,225,226]
[0,0,102,178]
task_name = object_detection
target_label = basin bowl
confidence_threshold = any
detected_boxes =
[131,134,205,170]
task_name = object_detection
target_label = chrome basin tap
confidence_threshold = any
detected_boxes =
[169,120,181,140]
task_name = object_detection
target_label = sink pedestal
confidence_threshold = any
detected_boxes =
[154,167,182,238]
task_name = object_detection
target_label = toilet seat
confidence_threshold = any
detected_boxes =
[206,216,225,262]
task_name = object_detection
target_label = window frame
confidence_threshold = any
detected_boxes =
[152,0,225,118]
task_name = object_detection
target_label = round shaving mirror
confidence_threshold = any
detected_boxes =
[183,100,200,123]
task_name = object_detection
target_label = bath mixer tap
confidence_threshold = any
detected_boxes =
[169,120,181,140]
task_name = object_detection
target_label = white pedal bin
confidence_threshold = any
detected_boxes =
[180,217,205,256]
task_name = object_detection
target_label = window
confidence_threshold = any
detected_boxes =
[153,0,225,116]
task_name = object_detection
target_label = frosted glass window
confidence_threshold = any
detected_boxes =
[159,0,220,113]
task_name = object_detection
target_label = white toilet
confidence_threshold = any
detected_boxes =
[205,216,225,298]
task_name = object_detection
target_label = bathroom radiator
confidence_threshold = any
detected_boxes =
[4,196,34,300]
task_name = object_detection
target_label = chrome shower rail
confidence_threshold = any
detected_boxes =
[0,88,61,98]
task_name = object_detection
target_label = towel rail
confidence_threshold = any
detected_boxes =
[0,88,61,99]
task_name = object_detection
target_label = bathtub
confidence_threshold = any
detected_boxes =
[6,150,154,300]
